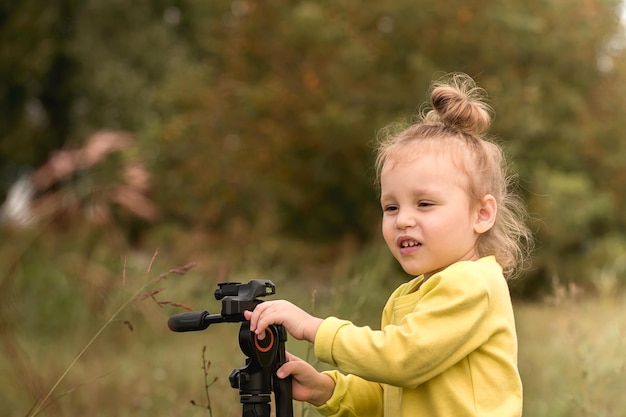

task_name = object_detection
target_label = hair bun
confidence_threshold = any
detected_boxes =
[423,73,492,136]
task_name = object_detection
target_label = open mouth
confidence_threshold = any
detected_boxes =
[400,239,421,248]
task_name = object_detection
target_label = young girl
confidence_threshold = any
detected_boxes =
[244,73,532,417]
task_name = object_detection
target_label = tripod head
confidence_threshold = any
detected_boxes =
[168,279,293,417]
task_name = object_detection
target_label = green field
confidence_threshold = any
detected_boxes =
[1,250,624,417]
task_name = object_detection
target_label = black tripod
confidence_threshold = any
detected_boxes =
[168,280,293,417]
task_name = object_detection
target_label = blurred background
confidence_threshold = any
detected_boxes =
[1,1,626,416]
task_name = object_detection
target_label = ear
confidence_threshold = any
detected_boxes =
[473,194,497,234]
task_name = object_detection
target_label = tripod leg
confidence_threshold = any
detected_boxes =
[242,403,271,417]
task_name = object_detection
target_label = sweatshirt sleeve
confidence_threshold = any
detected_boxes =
[315,370,384,417]
[314,264,495,388]
[313,317,384,417]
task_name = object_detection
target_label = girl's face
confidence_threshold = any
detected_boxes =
[380,152,489,279]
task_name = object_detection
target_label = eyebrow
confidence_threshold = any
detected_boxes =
[380,188,440,202]
[383,183,442,195]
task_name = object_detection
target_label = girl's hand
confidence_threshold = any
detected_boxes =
[277,352,335,406]
[243,300,323,343]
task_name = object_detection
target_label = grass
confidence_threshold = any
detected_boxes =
[517,293,626,417]
[1,236,625,417]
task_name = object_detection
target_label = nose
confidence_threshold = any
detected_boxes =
[395,208,416,229]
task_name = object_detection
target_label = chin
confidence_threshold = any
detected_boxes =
[401,265,425,277]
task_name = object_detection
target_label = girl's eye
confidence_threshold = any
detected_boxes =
[417,201,434,208]
[383,205,398,212]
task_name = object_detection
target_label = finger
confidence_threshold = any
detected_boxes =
[250,302,273,339]
[253,303,278,337]
[243,310,263,338]
[277,359,300,379]
[285,351,304,362]
[247,301,270,332]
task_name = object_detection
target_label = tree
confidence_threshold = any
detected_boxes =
[152,0,626,294]
[2,0,626,295]
[0,0,78,187]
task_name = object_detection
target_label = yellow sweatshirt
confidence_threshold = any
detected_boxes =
[314,256,522,417]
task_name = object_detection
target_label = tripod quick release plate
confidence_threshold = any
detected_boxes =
[217,280,275,319]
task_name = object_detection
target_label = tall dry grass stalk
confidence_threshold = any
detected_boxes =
[189,345,219,417]
[26,250,196,417]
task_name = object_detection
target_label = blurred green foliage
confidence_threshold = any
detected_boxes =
[2,0,626,297]
[2,3,626,415]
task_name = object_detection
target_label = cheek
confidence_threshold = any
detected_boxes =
[381,218,395,245]
[381,219,388,238]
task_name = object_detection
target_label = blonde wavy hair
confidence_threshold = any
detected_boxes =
[375,73,533,279]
